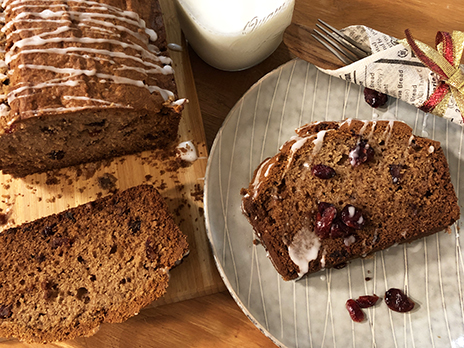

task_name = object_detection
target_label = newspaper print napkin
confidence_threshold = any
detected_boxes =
[318,25,463,126]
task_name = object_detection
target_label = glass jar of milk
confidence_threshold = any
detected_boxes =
[174,0,295,71]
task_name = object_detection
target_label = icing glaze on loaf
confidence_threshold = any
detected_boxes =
[0,0,185,177]
[1,0,181,122]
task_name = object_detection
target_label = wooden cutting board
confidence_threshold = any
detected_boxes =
[0,1,225,345]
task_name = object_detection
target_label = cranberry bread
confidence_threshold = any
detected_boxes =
[241,120,460,281]
[0,184,188,343]
[0,0,185,177]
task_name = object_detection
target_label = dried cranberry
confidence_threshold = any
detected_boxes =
[145,238,158,261]
[384,288,415,312]
[315,205,337,239]
[4,124,16,134]
[349,140,375,167]
[0,304,12,319]
[42,281,58,300]
[346,299,365,322]
[128,217,141,234]
[86,120,106,127]
[65,211,76,223]
[42,223,57,238]
[329,219,353,238]
[364,87,388,108]
[318,202,335,214]
[329,220,345,238]
[50,236,71,249]
[341,205,365,229]
[47,150,65,160]
[37,253,46,263]
[0,212,9,225]
[40,126,56,135]
[356,294,380,308]
[311,164,336,179]
[389,164,407,185]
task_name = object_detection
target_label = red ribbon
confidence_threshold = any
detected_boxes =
[404,29,461,116]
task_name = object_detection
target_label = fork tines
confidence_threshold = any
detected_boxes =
[312,19,371,65]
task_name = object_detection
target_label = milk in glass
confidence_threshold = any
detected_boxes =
[174,0,295,71]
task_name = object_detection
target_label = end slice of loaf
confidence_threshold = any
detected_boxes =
[241,120,460,281]
[0,0,184,177]
[0,185,188,343]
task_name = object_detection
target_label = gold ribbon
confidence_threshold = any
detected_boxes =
[400,30,464,120]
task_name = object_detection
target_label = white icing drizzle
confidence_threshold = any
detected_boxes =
[320,248,327,269]
[251,157,272,199]
[8,79,82,104]
[403,134,415,158]
[340,118,352,127]
[62,95,127,107]
[171,98,187,106]
[288,227,321,278]
[0,104,10,117]
[176,141,198,162]
[359,120,370,136]
[2,0,179,116]
[428,145,435,154]
[382,120,395,145]
[312,130,327,155]
[290,135,308,153]
[3,0,145,24]
[114,64,174,77]
[4,13,150,44]
[9,33,168,64]
[284,134,314,172]
[14,64,174,100]
[348,206,356,217]
[344,235,356,247]
[349,146,359,166]
[24,105,133,115]
[7,47,171,72]
[367,120,377,140]
[264,162,274,177]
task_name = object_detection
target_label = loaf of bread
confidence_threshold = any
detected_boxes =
[241,119,460,281]
[0,0,185,177]
[0,184,188,343]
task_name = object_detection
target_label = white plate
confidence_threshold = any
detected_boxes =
[204,59,464,348]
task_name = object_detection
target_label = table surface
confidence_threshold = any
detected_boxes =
[9,1,464,347]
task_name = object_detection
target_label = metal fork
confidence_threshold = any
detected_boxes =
[312,19,371,65]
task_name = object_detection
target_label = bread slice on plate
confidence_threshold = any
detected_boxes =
[241,119,460,281]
